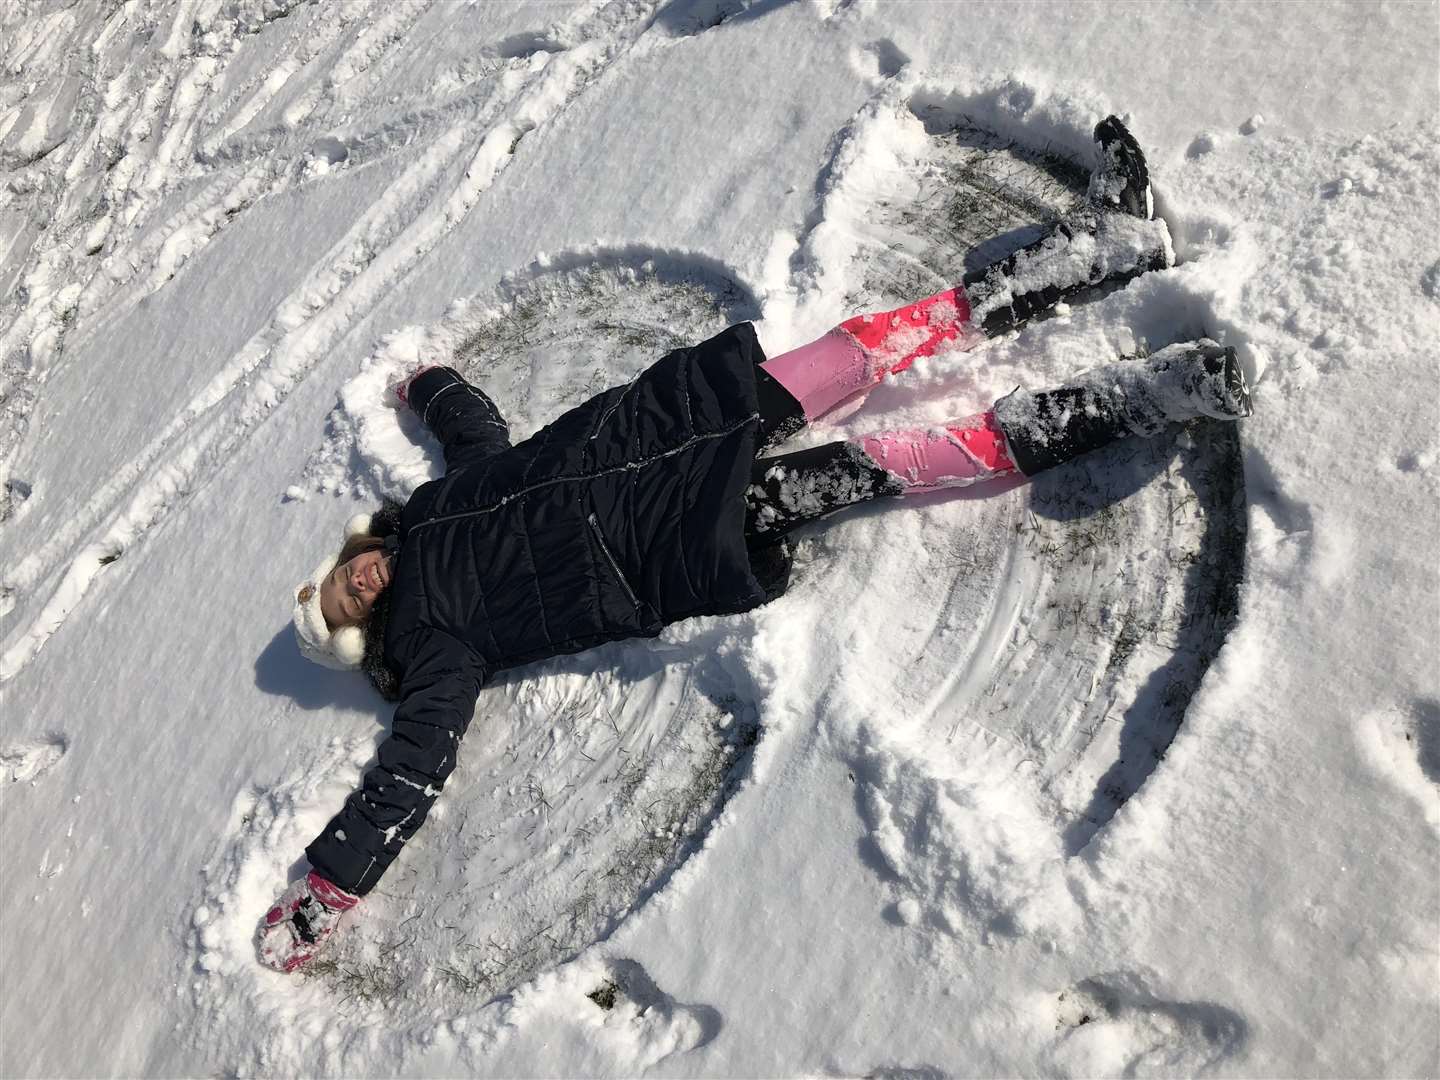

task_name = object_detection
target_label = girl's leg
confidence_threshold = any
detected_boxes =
[759,210,1170,424]
[745,441,905,541]
[758,117,1171,426]
[993,340,1252,475]
[757,286,982,424]
[744,341,1251,542]
[755,365,809,451]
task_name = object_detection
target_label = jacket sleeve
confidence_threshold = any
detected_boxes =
[305,629,487,895]
[406,366,511,471]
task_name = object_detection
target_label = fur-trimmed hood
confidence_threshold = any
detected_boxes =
[290,501,405,701]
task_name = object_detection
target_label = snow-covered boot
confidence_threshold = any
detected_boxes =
[961,210,1172,335]
[743,441,903,539]
[1140,339,1253,422]
[1090,115,1155,220]
[960,116,1171,335]
[993,339,1252,476]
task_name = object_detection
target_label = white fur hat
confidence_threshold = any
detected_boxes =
[292,513,375,671]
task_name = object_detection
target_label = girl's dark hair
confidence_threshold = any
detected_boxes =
[338,533,386,566]
[353,501,406,702]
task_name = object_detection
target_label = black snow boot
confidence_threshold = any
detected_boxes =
[960,115,1170,335]
[743,441,903,540]
[993,340,1252,476]
[961,211,1172,335]
[1090,115,1155,220]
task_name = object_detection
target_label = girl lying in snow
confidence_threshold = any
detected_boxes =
[262,117,1252,972]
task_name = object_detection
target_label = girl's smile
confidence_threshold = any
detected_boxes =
[320,549,391,629]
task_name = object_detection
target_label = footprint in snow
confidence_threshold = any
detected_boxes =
[1355,698,1440,832]
[585,958,723,1057]
[1051,971,1248,1075]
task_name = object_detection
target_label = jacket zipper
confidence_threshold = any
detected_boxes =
[587,512,642,610]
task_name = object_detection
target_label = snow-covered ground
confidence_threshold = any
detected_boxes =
[2,1,1437,1076]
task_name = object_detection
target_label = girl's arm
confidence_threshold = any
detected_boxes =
[305,627,487,895]
[260,629,486,971]
[402,366,511,470]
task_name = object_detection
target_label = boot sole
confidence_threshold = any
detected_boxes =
[1093,116,1153,221]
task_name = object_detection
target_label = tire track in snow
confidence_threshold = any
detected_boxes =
[0,3,665,683]
[3,1,445,488]
[1,1,317,479]
[0,0,113,472]
[195,3,422,165]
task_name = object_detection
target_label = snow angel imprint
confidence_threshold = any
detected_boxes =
[262,117,1253,973]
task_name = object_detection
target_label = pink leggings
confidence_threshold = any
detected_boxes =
[759,286,1018,489]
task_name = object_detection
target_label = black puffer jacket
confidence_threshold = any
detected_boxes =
[306,323,785,894]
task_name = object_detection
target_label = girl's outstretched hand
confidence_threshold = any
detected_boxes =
[256,871,359,973]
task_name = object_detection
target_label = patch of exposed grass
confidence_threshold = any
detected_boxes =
[587,979,620,1010]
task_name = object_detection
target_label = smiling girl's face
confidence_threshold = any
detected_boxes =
[319,549,391,630]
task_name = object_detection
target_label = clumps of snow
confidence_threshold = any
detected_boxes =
[850,37,910,85]
[850,734,1079,942]
[993,342,1246,456]
[0,734,67,786]
[1239,114,1265,135]
[0,73,81,169]
[302,135,352,180]
[82,216,111,255]
[476,957,720,1075]
[191,735,376,982]
[1421,259,1440,300]
[301,315,466,503]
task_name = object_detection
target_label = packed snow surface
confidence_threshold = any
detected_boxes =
[2,1,1438,1077]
